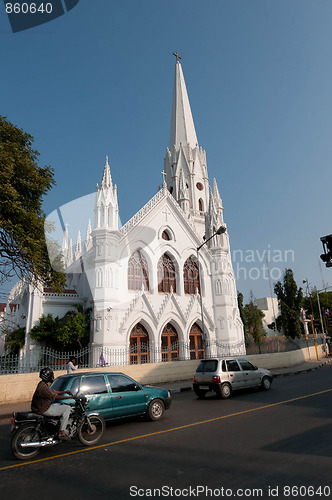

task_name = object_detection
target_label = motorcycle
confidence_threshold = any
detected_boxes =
[10,394,105,460]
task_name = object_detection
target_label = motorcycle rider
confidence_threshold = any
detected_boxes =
[31,367,73,440]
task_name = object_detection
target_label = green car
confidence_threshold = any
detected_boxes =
[51,372,172,422]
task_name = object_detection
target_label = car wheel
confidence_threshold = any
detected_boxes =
[217,383,232,399]
[194,388,208,399]
[261,376,272,391]
[147,399,165,421]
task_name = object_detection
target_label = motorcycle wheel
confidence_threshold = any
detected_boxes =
[77,415,105,446]
[11,423,42,460]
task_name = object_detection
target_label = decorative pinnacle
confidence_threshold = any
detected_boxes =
[173,51,181,62]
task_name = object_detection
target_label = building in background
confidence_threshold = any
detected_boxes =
[256,297,280,336]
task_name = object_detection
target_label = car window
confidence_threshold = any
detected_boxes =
[81,375,108,395]
[51,376,69,392]
[238,359,256,371]
[221,360,226,372]
[196,360,218,372]
[70,377,80,395]
[107,374,139,393]
[226,360,240,372]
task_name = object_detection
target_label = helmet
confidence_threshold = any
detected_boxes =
[39,367,54,383]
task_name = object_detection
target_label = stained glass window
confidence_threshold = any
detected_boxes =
[128,251,150,291]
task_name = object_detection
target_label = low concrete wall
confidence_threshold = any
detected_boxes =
[0,344,325,405]
[246,343,325,370]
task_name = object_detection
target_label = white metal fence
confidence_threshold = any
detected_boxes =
[0,337,325,375]
[0,340,246,375]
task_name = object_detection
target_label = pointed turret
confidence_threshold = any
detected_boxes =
[67,239,73,266]
[178,168,190,214]
[61,224,69,268]
[75,230,82,260]
[213,178,223,210]
[94,156,119,230]
[85,219,92,251]
[169,61,198,150]
[101,156,113,189]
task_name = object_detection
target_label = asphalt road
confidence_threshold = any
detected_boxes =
[0,366,332,500]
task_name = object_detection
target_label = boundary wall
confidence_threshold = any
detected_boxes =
[0,343,325,405]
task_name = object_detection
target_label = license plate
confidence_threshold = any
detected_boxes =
[199,386,209,389]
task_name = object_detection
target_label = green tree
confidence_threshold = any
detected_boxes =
[4,326,25,355]
[274,269,303,338]
[237,292,248,339]
[238,291,266,343]
[29,313,62,350]
[244,292,266,344]
[29,307,91,350]
[0,116,65,289]
[58,307,91,349]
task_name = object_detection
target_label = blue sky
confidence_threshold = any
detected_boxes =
[1,0,332,302]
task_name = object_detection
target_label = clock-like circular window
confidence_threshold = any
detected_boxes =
[196,182,203,191]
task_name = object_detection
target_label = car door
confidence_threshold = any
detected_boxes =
[225,359,245,389]
[237,359,261,387]
[107,374,147,418]
[80,375,113,420]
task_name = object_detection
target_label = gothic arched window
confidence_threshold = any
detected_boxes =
[198,198,204,212]
[162,230,170,241]
[96,268,103,288]
[128,251,150,291]
[158,254,176,293]
[183,256,200,295]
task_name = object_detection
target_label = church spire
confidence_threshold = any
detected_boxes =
[169,58,198,150]
[164,56,209,238]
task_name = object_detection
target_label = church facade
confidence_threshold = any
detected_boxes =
[7,58,245,364]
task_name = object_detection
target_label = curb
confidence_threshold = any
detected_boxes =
[272,359,332,378]
[169,386,192,394]
[1,360,331,421]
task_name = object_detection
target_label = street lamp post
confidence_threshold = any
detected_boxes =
[197,225,226,352]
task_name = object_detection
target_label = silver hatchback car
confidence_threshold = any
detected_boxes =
[193,358,273,399]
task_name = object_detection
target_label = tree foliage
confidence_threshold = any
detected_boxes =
[238,291,266,343]
[29,307,91,350]
[274,269,303,338]
[4,326,25,355]
[0,116,65,289]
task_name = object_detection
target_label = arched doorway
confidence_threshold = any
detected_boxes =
[161,323,179,362]
[129,323,149,364]
[189,323,205,360]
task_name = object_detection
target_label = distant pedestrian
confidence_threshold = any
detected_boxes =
[67,356,78,374]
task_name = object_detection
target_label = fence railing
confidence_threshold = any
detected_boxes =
[0,336,326,375]
[245,336,326,355]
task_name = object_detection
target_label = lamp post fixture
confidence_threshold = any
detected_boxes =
[196,225,226,351]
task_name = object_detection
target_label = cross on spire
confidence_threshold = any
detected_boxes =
[161,170,167,185]
[173,51,181,62]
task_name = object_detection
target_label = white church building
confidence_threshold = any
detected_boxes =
[6,57,245,364]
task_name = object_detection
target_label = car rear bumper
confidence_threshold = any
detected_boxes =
[193,382,220,392]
